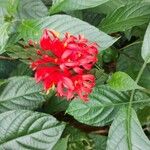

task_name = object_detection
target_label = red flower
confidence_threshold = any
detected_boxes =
[71,74,95,101]
[30,29,98,101]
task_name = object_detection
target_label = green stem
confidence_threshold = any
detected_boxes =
[135,61,147,83]
[127,61,147,150]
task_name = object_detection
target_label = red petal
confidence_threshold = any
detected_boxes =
[40,29,52,50]
[63,77,74,90]
[61,50,72,59]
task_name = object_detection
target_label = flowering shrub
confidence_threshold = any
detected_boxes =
[0,0,150,150]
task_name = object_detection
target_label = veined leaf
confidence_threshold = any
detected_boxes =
[107,71,143,91]
[17,0,48,19]
[66,85,150,126]
[106,107,150,150]
[142,22,150,63]
[0,76,45,113]
[18,15,118,50]
[50,0,110,14]
[0,110,65,149]
[100,2,150,33]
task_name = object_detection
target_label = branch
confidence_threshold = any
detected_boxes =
[0,56,16,60]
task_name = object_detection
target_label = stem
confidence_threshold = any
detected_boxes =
[127,61,147,150]
[135,61,147,83]
[0,56,16,60]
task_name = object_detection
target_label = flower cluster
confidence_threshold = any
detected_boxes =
[30,29,98,101]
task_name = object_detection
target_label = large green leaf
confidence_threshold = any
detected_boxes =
[142,22,150,63]
[107,71,143,91]
[0,76,45,113]
[0,110,65,149]
[66,85,150,126]
[106,107,150,150]
[18,15,118,50]
[99,2,150,33]
[50,0,110,14]
[17,0,48,19]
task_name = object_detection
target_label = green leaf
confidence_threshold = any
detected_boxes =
[90,0,145,15]
[44,95,69,114]
[6,45,38,62]
[142,22,150,63]
[50,0,110,14]
[0,0,20,15]
[99,2,150,33]
[89,134,107,150]
[90,0,125,15]
[0,7,7,24]
[0,110,65,149]
[107,71,143,91]
[0,0,8,7]
[17,0,48,19]
[0,76,45,113]
[62,125,92,150]
[0,59,18,79]
[53,136,69,150]
[117,42,150,89]
[18,20,41,41]
[0,79,6,86]
[90,68,108,85]
[0,22,9,54]
[18,15,118,50]
[138,106,150,125]
[66,85,150,126]
[106,107,150,150]
[10,63,32,77]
